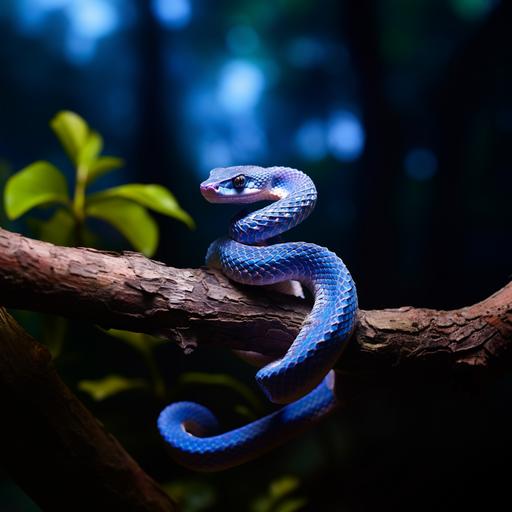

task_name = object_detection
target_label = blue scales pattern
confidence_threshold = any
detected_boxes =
[158,371,339,471]
[216,238,357,404]
[158,166,358,471]
[230,167,318,244]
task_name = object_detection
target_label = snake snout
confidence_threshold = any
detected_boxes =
[200,183,220,202]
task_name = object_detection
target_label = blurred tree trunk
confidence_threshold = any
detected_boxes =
[0,308,177,512]
[342,0,405,308]
[136,0,168,185]
[430,1,512,308]
[136,1,188,264]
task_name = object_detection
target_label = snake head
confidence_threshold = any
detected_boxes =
[200,166,283,204]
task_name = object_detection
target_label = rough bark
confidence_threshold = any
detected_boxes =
[0,227,511,370]
[0,307,177,511]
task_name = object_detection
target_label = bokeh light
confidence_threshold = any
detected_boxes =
[151,0,191,29]
[66,0,118,39]
[295,119,327,161]
[327,110,365,162]
[65,0,119,63]
[6,0,122,64]
[30,0,69,9]
[217,60,266,114]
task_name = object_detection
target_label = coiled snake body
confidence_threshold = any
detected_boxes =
[158,166,358,471]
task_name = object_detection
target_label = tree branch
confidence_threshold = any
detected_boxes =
[0,227,511,370]
[0,306,177,511]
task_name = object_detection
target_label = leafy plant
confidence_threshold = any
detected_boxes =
[251,476,307,512]
[1,110,194,375]
[78,374,148,401]
[4,110,194,256]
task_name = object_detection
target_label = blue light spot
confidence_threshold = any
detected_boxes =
[327,111,365,161]
[152,0,191,29]
[295,119,327,161]
[217,60,265,114]
[12,0,51,33]
[65,34,97,64]
[61,0,119,64]
[226,25,260,54]
[32,0,70,10]
[66,0,118,39]
[199,140,233,172]
[404,148,438,181]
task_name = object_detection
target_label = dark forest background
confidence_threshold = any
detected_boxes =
[1,0,511,510]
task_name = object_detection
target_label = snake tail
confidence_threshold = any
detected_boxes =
[157,371,338,471]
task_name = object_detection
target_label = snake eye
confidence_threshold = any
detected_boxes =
[232,174,246,190]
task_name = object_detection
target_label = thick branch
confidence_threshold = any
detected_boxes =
[0,227,511,369]
[0,307,177,511]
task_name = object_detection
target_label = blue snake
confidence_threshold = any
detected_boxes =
[158,166,358,471]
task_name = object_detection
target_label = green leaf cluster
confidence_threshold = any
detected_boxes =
[251,476,307,512]
[2,111,194,399]
[78,374,148,401]
[3,111,194,256]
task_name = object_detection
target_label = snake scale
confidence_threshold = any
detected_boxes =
[158,166,358,471]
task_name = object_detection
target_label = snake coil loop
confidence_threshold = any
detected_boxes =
[158,166,358,471]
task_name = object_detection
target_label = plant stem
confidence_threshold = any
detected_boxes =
[73,165,88,245]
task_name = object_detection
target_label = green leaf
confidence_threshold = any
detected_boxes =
[37,208,76,246]
[85,197,159,256]
[274,498,308,512]
[78,130,103,169]
[78,374,148,401]
[88,183,195,229]
[4,161,69,220]
[86,156,124,185]
[251,476,304,512]
[270,477,300,499]
[50,111,89,165]
[101,328,165,356]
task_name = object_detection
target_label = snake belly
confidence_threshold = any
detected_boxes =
[158,166,358,471]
